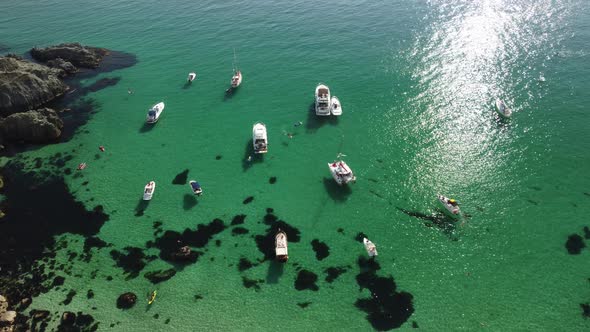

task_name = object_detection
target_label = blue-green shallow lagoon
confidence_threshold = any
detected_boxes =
[1,0,590,330]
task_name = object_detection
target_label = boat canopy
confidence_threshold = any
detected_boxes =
[191,182,201,190]
[148,110,156,117]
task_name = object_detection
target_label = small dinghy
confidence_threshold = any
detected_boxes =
[77,163,87,170]
[495,99,512,118]
[187,72,196,82]
[146,102,165,124]
[189,180,203,196]
[363,238,378,257]
[143,181,156,201]
[437,195,460,219]
[330,96,342,116]
[328,159,356,185]
[275,229,288,262]
[252,122,268,154]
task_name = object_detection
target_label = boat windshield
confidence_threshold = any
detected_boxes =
[148,110,156,116]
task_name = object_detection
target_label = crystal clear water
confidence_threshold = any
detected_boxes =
[1,0,590,330]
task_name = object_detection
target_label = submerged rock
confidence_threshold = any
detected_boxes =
[0,56,68,115]
[294,270,319,291]
[144,269,177,284]
[31,43,108,69]
[0,107,63,143]
[116,292,137,309]
[565,234,586,255]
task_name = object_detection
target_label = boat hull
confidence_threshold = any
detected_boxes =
[252,122,268,154]
[146,102,165,124]
[363,238,378,257]
[437,195,460,219]
[143,181,156,201]
[231,71,242,88]
[495,99,512,118]
[315,84,331,116]
[330,96,342,116]
[275,230,288,262]
[188,73,196,82]
[189,180,203,196]
[328,161,356,185]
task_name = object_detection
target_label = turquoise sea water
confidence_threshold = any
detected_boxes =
[1,0,590,330]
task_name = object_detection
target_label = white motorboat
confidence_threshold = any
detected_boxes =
[146,102,165,124]
[187,72,196,82]
[189,180,203,196]
[231,49,242,88]
[275,229,288,262]
[330,96,342,116]
[315,83,331,116]
[143,181,156,200]
[328,160,356,185]
[437,195,460,219]
[495,98,512,118]
[363,238,378,257]
[252,122,268,154]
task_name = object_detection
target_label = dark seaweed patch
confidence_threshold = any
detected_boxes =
[80,77,121,95]
[583,226,590,240]
[354,257,414,330]
[53,276,66,287]
[566,234,586,255]
[0,161,108,305]
[153,218,226,265]
[412,321,419,328]
[396,207,458,240]
[231,214,246,226]
[325,266,350,283]
[215,155,222,160]
[153,221,163,229]
[194,295,204,301]
[242,276,264,291]
[61,289,77,305]
[87,290,94,299]
[172,169,189,185]
[337,228,344,234]
[110,247,146,279]
[269,177,277,184]
[297,302,312,308]
[311,239,330,261]
[238,258,256,272]
[295,270,319,291]
[144,268,177,284]
[581,303,590,318]
[243,196,254,204]
[232,227,249,236]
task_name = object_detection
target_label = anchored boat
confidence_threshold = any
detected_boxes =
[143,181,156,201]
[189,180,203,196]
[187,72,196,82]
[330,96,342,116]
[231,49,242,88]
[363,238,378,257]
[437,195,460,219]
[146,102,165,124]
[315,83,331,116]
[328,159,356,185]
[252,122,268,154]
[275,229,288,262]
[495,99,512,118]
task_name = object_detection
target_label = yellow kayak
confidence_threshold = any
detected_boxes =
[148,290,157,305]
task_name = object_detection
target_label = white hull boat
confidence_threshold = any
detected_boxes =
[363,238,378,257]
[188,72,196,82]
[146,102,165,124]
[495,99,512,118]
[275,229,288,262]
[231,70,242,88]
[437,195,460,219]
[328,160,356,185]
[143,181,156,200]
[189,180,203,195]
[330,96,342,116]
[252,122,268,154]
[315,83,331,116]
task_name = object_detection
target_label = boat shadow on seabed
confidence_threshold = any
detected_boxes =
[242,139,264,171]
[323,177,352,203]
[134,199,150,216]
[396,207,461,240]
[305,103,339,133]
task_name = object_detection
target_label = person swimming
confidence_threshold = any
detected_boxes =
[294,121,303,127]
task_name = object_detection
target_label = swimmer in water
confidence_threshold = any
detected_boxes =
[128,88,133,94]
[247,155,252,162]
[294,121,303,127]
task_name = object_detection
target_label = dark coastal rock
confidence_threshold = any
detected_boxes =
[31,309,50,321]
[231,214,246,226]
[53,276,66,287]
[31,43,108,69]
[565,234,586,255]
[0,56,68,115]
[144,268,177,284]
[57,311,98,331]
[46,58,78,76]
[311,239,330,261]
[61,289,76,305]
[116,292,137,309]
[60,311,76,325]
[0,107,63,143]
[295,270,319,291]
[354,257,414,330]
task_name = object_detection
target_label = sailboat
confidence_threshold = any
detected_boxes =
[230,48,242,88]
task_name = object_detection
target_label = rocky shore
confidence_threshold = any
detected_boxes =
[0,42,134,151]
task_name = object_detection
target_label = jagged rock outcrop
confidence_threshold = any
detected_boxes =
[46,58,77,76]
[0,295,15,332]
[0,55,68,115]
[0,107,63,143]
[31,43,108,69]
